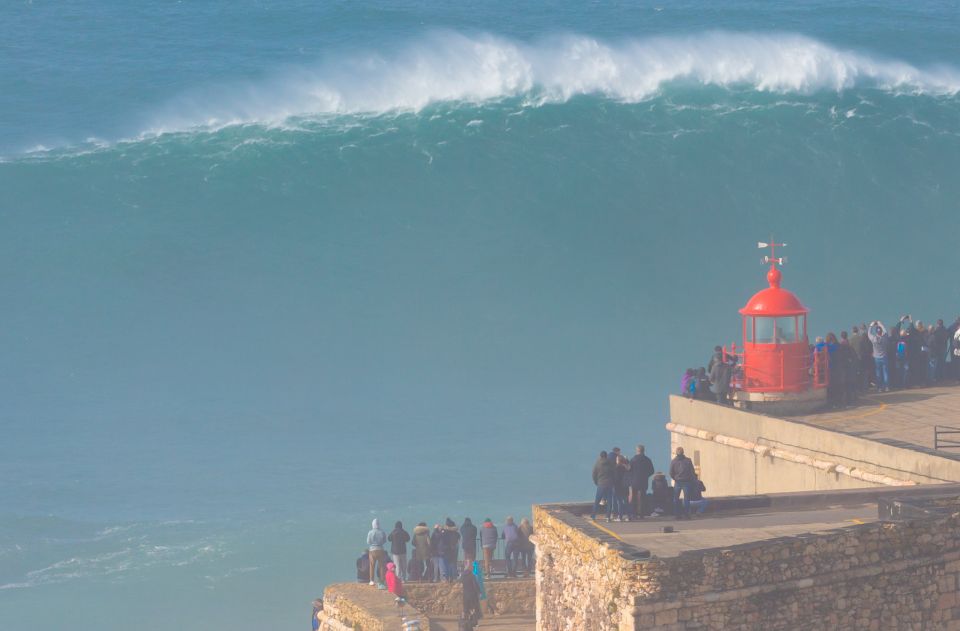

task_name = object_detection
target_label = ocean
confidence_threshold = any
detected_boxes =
[1,1,959,629]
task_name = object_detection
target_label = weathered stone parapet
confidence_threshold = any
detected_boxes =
[402,579,535,616]
[321,583,431,630]
[533,503,647,631]
[536,495,960,630]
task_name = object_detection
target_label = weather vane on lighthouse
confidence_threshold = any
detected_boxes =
[758,238,787,267]
[758,238,787,288]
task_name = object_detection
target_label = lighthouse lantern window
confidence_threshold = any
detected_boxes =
[753,316,799,344]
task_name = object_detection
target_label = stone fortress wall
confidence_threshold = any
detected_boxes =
[534,487,960,630]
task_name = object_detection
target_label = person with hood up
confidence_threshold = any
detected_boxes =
[367,519,387,587]
[650,472,671,516]
[591,450,615,522]
[442,518,460,579]
[411,522,431,582]
[429,524,446,583]
[385,561,403,596]
[479,518,498,578]
[501,516,522,578]
[460,517,478,571]
[388,521,410,581]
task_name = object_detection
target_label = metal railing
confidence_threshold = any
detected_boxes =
[934,426,960,451]
[722,345,829,393]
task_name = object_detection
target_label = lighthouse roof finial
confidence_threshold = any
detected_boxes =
[758,238,787,288]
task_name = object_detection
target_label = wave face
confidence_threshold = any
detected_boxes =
[140,31,960,137]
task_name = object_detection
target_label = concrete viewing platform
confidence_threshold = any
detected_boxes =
[796,384,960,453]
[545,483,960,561]
[586,502,877,559]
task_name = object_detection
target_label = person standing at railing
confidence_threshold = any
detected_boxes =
[442,518,460,578]
[851,325,874,391]
[950,319,960,381]
[708,358,733,405]
[590,450,615,522]
[367,519,388,588]
[479,518,498,578]
[518,518,535,577]
[670,447,697,521]
[411,522,431,582]
[837,332,859,407]
[868,321,890,392]
[612,455,630,522]
[388,521,410,582]
[929,320,950,383]
[707,346,724,373]
[460,518,478,572]
[628,444,655,520]
[429,524,446,583]
[501,517,522,578]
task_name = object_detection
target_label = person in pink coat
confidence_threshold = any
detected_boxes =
[385,562,404,596]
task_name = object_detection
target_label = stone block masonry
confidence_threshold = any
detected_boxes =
[403,579,535,616]
[534,492,960,630]
[319,583,432,630]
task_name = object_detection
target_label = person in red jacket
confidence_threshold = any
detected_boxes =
[385,562,403,596]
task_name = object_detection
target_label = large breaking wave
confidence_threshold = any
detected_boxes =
[144,30,960,136]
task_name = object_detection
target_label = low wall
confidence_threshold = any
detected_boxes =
[628,498,960,629]
[403,579,535,616]
[535,490,960,630]
[533,504,646,631]
[668,395,960,495]
[320,583,431,631]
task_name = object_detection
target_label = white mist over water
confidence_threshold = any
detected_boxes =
[143,31,960,138]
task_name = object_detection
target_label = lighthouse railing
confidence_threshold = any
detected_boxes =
[723,344,829,392]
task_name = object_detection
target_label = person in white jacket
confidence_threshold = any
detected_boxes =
[868,321,890,392]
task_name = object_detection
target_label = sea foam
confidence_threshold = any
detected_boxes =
[142,31,960,137]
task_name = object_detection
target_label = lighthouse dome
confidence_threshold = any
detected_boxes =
[738,266,808,316]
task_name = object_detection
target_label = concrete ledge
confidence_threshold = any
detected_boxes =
[668,394,960,495]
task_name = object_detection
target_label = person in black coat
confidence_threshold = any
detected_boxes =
[461,566,482,630]
[459,518,478,572]
[628,444,655,519]
[429,525,446,583]
[441,518,460,581]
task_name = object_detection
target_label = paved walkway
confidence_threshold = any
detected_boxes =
[429,615,535,630]
[797,384,960,451]
[588,503,877,557]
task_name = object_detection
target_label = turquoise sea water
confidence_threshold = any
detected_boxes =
[2,2,959,629]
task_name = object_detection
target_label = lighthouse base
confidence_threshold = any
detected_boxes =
[731,387,827,416]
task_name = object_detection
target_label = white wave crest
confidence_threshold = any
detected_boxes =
[143,30,960,136]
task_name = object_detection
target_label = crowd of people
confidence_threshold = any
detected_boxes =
[360,516,535,591]
[590,444,708,522]
[683,316,960,408]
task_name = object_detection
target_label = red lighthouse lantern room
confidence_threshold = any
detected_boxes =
[730,241,827,413]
